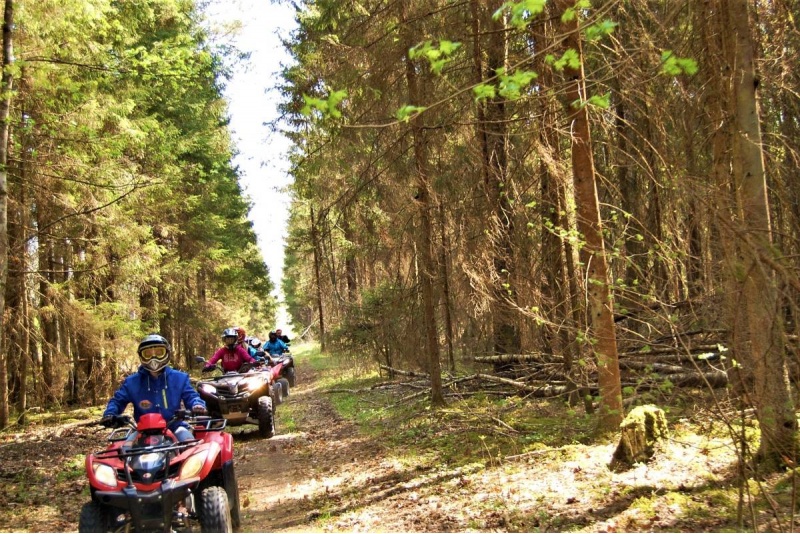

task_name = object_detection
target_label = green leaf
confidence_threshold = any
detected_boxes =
[395,104,427,122]
[660,50,698,77]
[498,69,538,100]
[326,89,348,118]
[585,19,618,42]
[562,8,577,22]
[553,49,581,71]
[585,92,610,109]
[494,0,547,29]
[473,83,497,101]
[300,94,328,117]
[409,39,462,75]
[439,40,461,55]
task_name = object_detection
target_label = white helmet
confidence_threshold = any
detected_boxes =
[137,334,171,373]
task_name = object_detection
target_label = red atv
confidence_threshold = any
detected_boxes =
[79,411,241,532]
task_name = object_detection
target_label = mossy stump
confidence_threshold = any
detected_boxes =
[610,404,668,471]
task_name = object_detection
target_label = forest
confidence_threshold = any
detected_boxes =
[278,0,800,474]
[0,0,799,529]
[0,0,277,429]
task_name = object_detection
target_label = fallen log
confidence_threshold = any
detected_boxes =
[619,344,723,357]
[379,364,430,378]
[658,370,728,388]
[622,352,724,364]
[473,353,560,364]
[474,373,570,397]
[620,361,695,374]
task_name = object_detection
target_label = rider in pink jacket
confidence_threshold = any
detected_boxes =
[204,327,256,372]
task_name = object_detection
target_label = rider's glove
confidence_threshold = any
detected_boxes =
[100,414,130,428]
[100,415,116,428]
[192,404,208,415]
[202,364,215,373]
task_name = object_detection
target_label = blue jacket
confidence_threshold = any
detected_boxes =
[264,339,288,356]
[104,366,205,431]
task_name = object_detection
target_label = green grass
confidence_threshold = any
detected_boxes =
[306,353,601,471]
[56,455,85,483]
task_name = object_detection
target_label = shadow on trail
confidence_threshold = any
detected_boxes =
[244,459,483,530]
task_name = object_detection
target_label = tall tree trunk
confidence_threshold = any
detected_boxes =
[0,0,14,428]
[5,164,23,410]
[556,0,622,430]
[438,203,456,372]
[38,241,57,405]
[725,0,797,469]
[343,212,358,304]
[310,206,326,351]
[489,1,520,355]
[401,0,444,406]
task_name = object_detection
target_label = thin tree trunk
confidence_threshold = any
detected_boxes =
[310,206,326,351]
[343,213,358,304]
[556,0,623,430]
[488,1,520,356]
[438,203,456,372]
[0,0,14,428]
[401,0,444,406]
[39,241,57,405]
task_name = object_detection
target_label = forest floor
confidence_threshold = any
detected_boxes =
[0,345,798,532]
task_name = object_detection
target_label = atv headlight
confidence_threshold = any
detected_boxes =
[179,450,209,480]
[199,383,217,395]
[240,376,265,392]
[93,462,118,488]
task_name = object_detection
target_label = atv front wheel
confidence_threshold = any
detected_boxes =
[78,501,114,532]
[276,377,290,399]
[258,396,275,438]
[271,381,284,406]
[199,485,233,533]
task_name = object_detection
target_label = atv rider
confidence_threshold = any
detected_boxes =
[264,331,289,360]
[102,334,207,441]
[248,337,268,363]
[275,328,291,346]
[204,327,257,373]
[234,326,259,358]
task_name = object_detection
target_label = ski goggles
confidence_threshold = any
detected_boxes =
[139,345,168,361]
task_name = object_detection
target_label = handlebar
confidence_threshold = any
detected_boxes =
[99,414,134,429]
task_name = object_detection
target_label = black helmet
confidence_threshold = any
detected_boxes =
[222,327,238,349]
[268,331,278,341]
[137,334,171,373]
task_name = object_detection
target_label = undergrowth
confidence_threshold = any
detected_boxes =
[299,344,800,532]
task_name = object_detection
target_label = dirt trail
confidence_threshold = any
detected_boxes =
[233,365,392,532]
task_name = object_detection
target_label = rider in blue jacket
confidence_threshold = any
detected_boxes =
[103,334,207,441]
[264,331,289,357]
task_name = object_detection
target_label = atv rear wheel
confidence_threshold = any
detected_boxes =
[78,501,114,532]
[284,366,296,387]
[258,396,274,438]
[199,485,233,533]
[276,377,290,399]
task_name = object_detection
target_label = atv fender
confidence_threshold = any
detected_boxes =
[198,426,234,466]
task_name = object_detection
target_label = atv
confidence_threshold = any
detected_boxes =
[265,351,296,389]
[79,411,241,532]
[194,357,286,438]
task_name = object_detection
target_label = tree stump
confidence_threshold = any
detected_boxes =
[610,404,668,470]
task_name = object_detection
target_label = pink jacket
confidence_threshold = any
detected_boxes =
[207,345,256,372]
